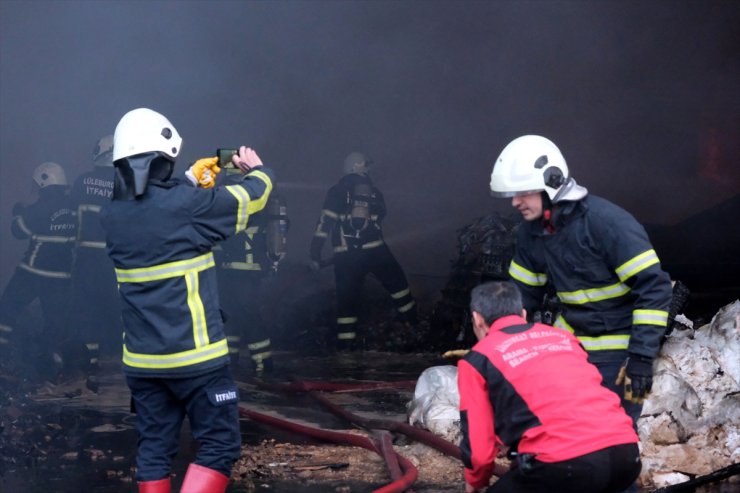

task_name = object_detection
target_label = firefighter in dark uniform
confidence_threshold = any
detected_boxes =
[68,135,120,389]
[310,152,417,350]
[459,281,641,493]
[0,162,76,376]
[489,135,673,430]
[100,108,273,493]
[216,165,289,374]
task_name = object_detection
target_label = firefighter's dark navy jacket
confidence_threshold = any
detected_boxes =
[311,173,386,254]
[458,315,638,489]
[509,194,672,361]
[101,168,273,377]
[12,185,76,278]
[70,164,114,249]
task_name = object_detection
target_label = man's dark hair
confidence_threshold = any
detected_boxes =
[469,281,523,326]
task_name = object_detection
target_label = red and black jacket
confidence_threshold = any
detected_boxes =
[458,315,638,489]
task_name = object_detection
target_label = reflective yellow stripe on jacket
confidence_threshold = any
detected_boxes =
[115,252,227,369]
[554,315,630,351]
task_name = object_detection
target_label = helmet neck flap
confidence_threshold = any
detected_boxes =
[113,152,174,200]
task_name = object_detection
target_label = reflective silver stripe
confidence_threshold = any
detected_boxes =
[557,282,630,304]
[251,351,272,362]
[633,309,669,327]
[398,300,416,313]
[32,234,75,243]
[554,315,574,333]
[322,209,339,219]
[509,261,547,287]
[0,337,8,345]
[78,204,102,213]
[391,288,410,299]
[115,252,215,283]
[0,324,12,333]
[15,216,32,235]
[337,317,358,324]
[334,245,348,253]
[314,231,329,238]
[86,343,99,351]
[248,339,271,351]
[221,262,262,271]
[337,332,356,340]
[616,249,660,282]
[226,185,250,233]
[226,336,241,344]
[78,240,106,249]
[19,263,71,279]
[361,240,384,249]
[122,338,229,369]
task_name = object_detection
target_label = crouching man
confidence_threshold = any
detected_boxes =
[458,281,641,493]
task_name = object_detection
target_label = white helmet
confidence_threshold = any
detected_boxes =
[490,135,568,201]
[33,162,67,188]
[113,108,181,162]
[343,151,372,175]
[93,134,114,166]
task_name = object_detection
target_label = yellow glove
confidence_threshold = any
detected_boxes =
[189,157,221,189]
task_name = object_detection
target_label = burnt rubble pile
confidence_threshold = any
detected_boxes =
[638,300,740,489]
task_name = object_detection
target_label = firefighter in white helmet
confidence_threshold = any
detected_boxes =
[489,135,672,431]
[310,151,417,350]
[101,107,274,493]
[0,162,76,379]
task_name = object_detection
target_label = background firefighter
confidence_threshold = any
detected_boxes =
[101,107,274,493]
[215,163,289,375]
[0,162,76,381]
[309,151,417,351]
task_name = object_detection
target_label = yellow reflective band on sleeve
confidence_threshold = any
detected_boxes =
[337,332,356,340]
[554,315,630,351]
[247,339,271,351]
[245,170,273,214]
[32,234,75,243]
[337,317,358,325]
[391,288,410,299]
[509,261,547,287]
[398,300,416,313]
[16,216,32,235]
[314,230,329,238]
[615,249,660,282]
[115,252,215,283]
[633,309,669,327]
[322,209,339,220]
[226,185,250,233]
[122,338,229,369]
[576,334,630,351]
[221,262,262,271]
[554,314,575,333]
[184,270,209,347]
[361,240,384,249]
[557,281,630,305]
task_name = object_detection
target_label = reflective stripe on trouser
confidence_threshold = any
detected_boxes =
[248,338,272,371]
[86,342,100,367]
[336,317,357,341]
[226,336,240,357]
[0,323,11,346]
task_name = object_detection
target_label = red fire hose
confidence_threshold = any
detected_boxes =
[239,405,418,493]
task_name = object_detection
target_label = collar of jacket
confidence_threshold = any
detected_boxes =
[488,314,528,334]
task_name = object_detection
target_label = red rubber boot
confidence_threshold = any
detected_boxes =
[179,463,229,493]
[138,477,171,493]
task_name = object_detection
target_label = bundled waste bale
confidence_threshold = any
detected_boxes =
[638,300,740,489]
[407,366,461,444]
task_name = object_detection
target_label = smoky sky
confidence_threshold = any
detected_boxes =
[1,0,738,287]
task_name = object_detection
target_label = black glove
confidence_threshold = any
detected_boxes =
[615,355,654,404]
